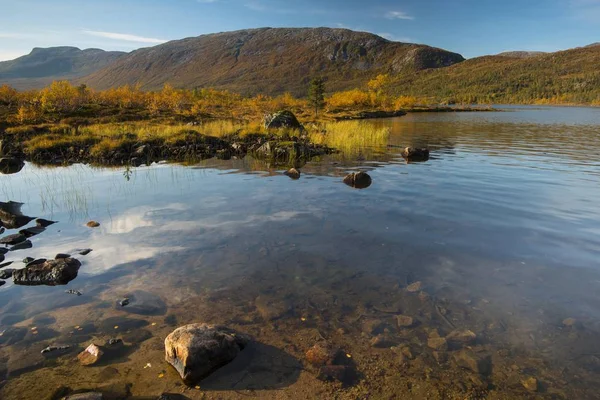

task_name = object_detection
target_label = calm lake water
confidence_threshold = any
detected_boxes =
[1,106,600,399]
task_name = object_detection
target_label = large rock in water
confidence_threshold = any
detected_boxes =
[0,158,25,175]
[343,171,372,189]
[264,110,302,130]
[164,323,249,384]
[12,258,81,286]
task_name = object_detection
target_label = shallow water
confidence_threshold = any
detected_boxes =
[1,106,600,399]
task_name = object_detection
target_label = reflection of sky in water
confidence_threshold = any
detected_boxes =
[1,106,600,316]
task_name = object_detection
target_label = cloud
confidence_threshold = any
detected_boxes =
[82,30,167,44]
[378,33,415,43]
[0,50,28,62]
[385,11,414,20]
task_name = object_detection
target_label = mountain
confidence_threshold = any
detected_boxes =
[392,44,600,104]
[496,51,547,58]
[80,28,465,95]
[0,47,126,90]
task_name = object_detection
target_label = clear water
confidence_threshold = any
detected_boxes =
[1,106,600,399]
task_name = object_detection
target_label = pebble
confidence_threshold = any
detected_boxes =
[396,314,415,328]
[446,329,477,346]
[78,343,104,366]
[118,298,130,307]
[521,377,539,392]
[86,221,100,228]
[427,337,448,351]
[406,281,423,292]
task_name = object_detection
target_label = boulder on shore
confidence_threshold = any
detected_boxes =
[343,171,372,189]
[12,257,81,286]
[165,323,249,385]
[264,110,303,130]
[0,157,25,175]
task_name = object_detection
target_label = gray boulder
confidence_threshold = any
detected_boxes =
[165,323,249,384]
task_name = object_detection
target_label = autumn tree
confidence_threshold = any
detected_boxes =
[39,81,83,114]
[308,77,326,118]
[0,84,18,107]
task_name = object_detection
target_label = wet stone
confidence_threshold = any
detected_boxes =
[305,342,340,367]
[19,226,45,238]
[55,253,71,259]
[453,350,492,376]
[0,280,5,287]
[22,257,34,264]
[115,290,167,316]
[164,323,249,384]
[427,337,448,351]
[406,281,423,292]
[78,248,93,256]
[86,221,100,228]
[446,329,477,347]
[0,233,26,245]
[78,343,104,366]
[10,240,32,251]
[255,295,293,320]
[284,168,301,180]
[0,269,15,279]
[396,314,415,328]
[25,258,46,267]
[522,377,539,392]
[343,171,372,189]
[98,316,148,334]
[12,258,81,286]
[35,218,57,228]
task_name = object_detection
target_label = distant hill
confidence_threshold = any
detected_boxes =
[80,28,465,96]
[392,45,600,104]
[0,47,125,90]
[496,51,547,58]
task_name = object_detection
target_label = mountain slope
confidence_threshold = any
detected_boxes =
[80,27,465,95]
[392,45,600,103]
[0,47,126,90]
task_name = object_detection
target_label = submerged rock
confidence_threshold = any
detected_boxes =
[0,157,25,174]
[305,342,340,367]
[522,377,539,392]
[396,315,415,328]
[19,226,46,238]
[10,239,32,251]
[401,147,430,162]
[0,201,34,229]
[446,329,477,347]
[78,343,104,366]
[12,258,81,286]
[255,295,293,320]
[0,280,5,287]
[0,233,26,245]
[343,171,372,189]
[264,110,303,130]
[78,248,93,256]
[284,168,301,180]
[453,350,492,376]
[164,323,249,384]
[406,281,423,292]
[115,290,166,315]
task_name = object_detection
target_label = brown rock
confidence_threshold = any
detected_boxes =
[305,342,339,367]
[343,171,372,189]
[427,337,447,351]
[396,314,415,328]
[12,258,81,286]
[522,377,539,392]
[164,323,249,384]
[446,329,477,346]
[362,319,387,335]
[453,350,492,376]
[254,295,292,320]
[86,221,100,228]
[284,168,301,180]
[406,281,423,292]
[562,318,576,327]
[433,351,448,364]
[370,334,398,348]
[317,365,352,383]
[78,344,104,366]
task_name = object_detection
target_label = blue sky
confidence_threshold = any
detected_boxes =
[1,0,599,61]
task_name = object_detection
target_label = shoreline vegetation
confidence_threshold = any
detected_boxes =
[1,78,496,169]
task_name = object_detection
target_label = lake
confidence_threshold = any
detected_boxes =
[1,105,600,399]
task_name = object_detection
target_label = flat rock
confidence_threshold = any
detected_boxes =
[78,344,104,366]
[164,323,249,384]
[427,337,448,351]
[562,317,577,327]
[446,329,477,346]
[13,258,81,286]
[0,233,26,245]
[522,377,539,392]
[10,240,32,251]
[255,295,292,320]
[0,269,15,279]
[406,281,423,292]
[19,226,46,238]
[453,350,492,376]
[305,342,340,367]
[396,315,415,328]
[35,218,57,228]
[86,221,100,228]
[55,253,71,260]
[114,290,167,316]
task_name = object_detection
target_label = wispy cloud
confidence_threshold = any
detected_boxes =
[0,50,28,62]
[82,30,167,44]
[378,33,415,43]
[385,11,414,20]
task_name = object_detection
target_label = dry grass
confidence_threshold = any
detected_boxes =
[309,121,390,156]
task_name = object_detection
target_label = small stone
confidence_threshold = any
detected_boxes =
[342,171,372,189]
[305,342,339,367]
[427,337,448,351]
[284,168,301,180]
[77,343,104,366]
[0,280,5,287]
[396,315,415,328]
[55,253,71,259]
[86,221,100,228]
[446,329,477,346]
[522,377,539,392]
[10,239,32,251]
[453,350,492,376]
[0,269,15,279]
[406,281,423,292]
[0,233,26,245]
[562,318,576,327]
[35,218,57,228]
[78,249,93,256]
[12,258,81,286]
[118,298,130,307]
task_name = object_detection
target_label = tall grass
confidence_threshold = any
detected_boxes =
[309,121,390,156]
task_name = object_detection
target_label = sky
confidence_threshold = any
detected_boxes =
[1,0,599,61]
